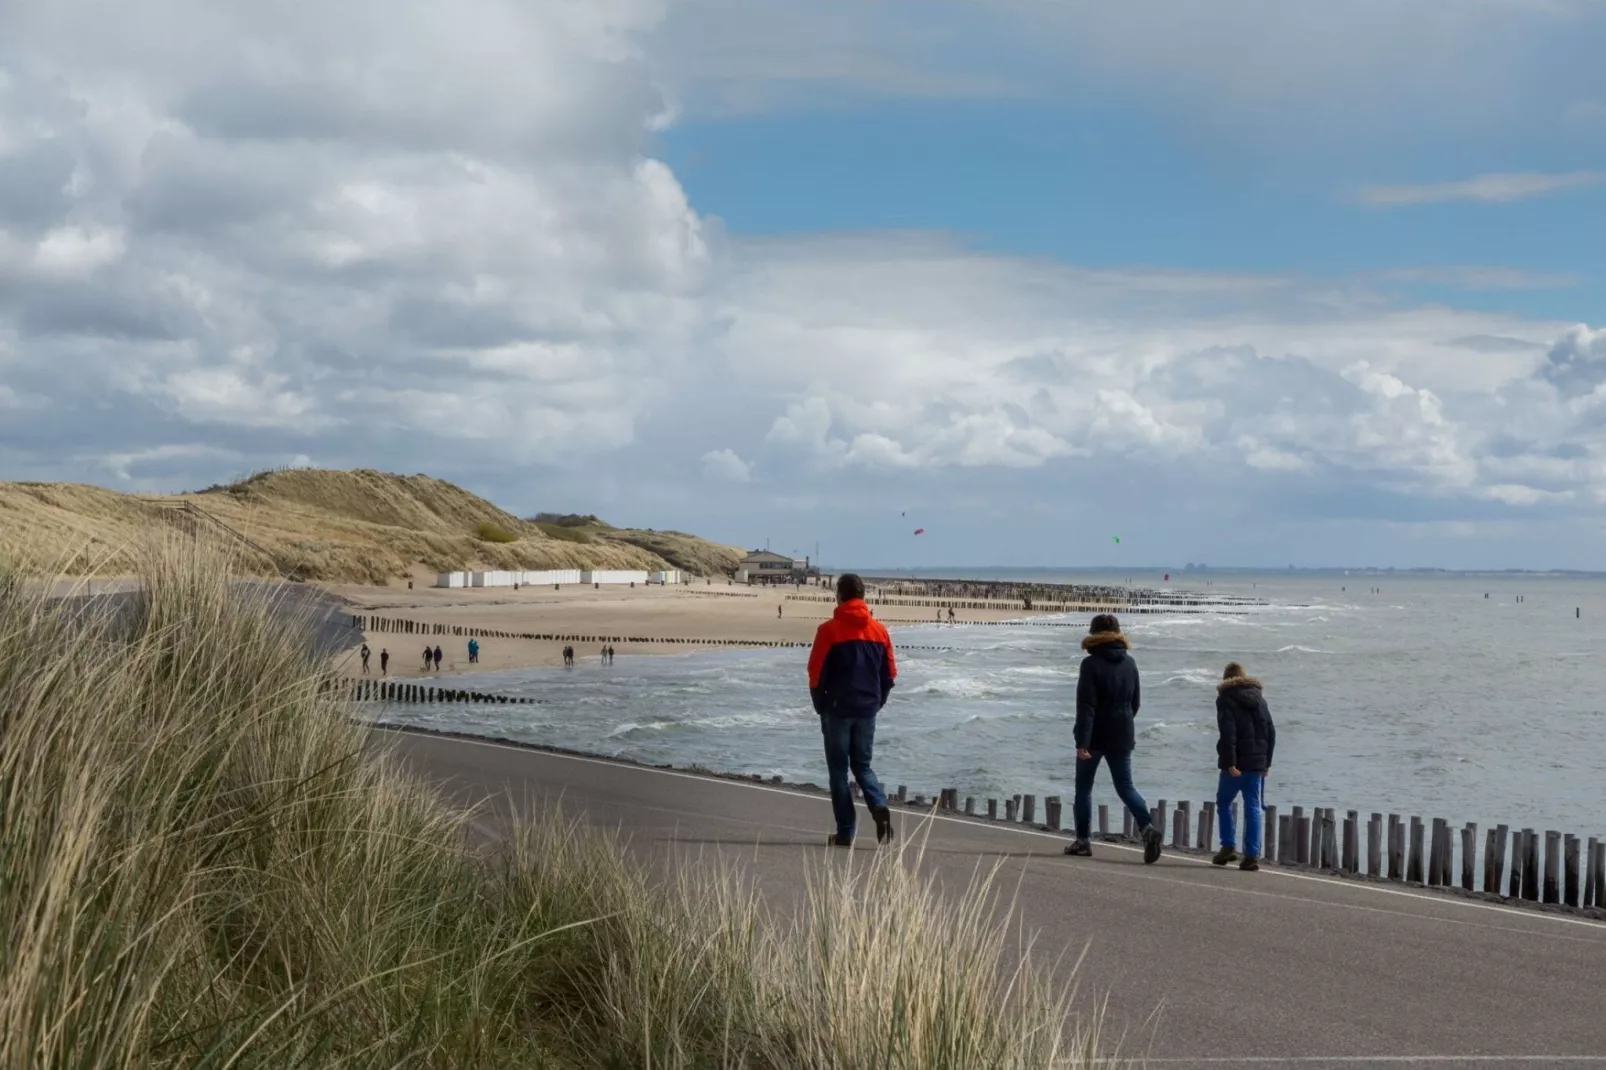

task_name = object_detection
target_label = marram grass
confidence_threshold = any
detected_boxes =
[0,543,1119,1068]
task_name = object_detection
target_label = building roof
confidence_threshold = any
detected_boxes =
[739,549,798,564]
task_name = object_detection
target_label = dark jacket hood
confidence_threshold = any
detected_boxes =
[1217,675,1264,694]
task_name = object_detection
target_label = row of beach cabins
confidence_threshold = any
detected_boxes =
[434,569,685,589]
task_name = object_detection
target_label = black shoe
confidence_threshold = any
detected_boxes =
[826,834,854,848]
[1063,839,1093,857]
[1211,846,1240,867]
[1239,856,1260,872]
[1143,825,1163,864]
[871,805,894,845]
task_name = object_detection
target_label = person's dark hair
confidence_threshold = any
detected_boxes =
[1089,613,1120,634]
[1223,661,1245,680]
[836,573,866,602]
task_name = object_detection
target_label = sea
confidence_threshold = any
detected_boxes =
[375,571,1606,843]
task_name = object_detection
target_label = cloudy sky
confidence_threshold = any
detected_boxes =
[3,0,1605,570]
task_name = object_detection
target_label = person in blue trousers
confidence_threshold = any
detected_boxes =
[1065,614,1163,863]
[1213,661,1276,871]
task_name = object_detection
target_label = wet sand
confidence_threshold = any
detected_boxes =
[326,578,1052,678]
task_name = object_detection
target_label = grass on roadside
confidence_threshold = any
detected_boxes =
[0,541,1117,1068]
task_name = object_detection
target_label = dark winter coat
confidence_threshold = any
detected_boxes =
[807,599,897,719]
[1074,632,1141,754]
[1216,676,1276,772]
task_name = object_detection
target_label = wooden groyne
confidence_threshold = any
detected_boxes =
[337,678,539,706]
[347,614,966,653]
[781,593,1267,616]
[881,787,1605,911]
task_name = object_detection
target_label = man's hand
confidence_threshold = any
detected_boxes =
[1229,766,1241,777]
[1076,748,1092,760]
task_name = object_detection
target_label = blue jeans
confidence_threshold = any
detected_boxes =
[1217,770,1265,858]
[1073,750,1151,840]
[821,715,889,839]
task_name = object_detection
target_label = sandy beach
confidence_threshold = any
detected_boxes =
[327,576,1057,678]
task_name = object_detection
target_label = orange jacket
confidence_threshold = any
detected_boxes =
[807,599,896,718]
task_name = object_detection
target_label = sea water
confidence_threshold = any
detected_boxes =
[378,572,1606,839]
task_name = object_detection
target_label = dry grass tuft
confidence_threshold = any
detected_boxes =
[0,543,1118,1068]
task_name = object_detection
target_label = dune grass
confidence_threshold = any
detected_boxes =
[0,544,1111,1068]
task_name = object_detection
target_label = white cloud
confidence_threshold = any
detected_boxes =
[700,448,752,482]
[1357,171,1605,207]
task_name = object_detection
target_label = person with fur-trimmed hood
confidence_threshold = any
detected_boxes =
[1212,662,1276,871]
[1065,614,1163,863]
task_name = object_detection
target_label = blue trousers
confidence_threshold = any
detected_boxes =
[820,715,889,839]
[1073,750,1151,840]
[1217,770,1265,858]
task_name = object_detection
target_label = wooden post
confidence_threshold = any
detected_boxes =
[1586,837,1598,908]
[1510,829,1524,898]
[1483,827,1500,893]
[1522,830,1540,901]
[1368,814,1382,877]
[1264,805,1278,860]
[1387,814,1402,880]
[1342,812,1358,873]
[1408,817,1425,884]
[1462,824,1476,891]
[1200,802,1214,848]
[1593,839,1606,909]
[1046,796,1062,831]
[1123,810,1134,839]
[1022,794,1036,824]
[1427,818,1445,887]
[1324,810,1339,869]
[1544,830,1562,904]
[1291,806,1305,862]
[1098,804,1110,837]
[1564,834,1580,907]
[1295,814,1311,865]
[1175,801,1190,849]
[1156,800,1168,840]
[987,798,998,820]
[1592,839,1606,908]
[963,796,975,816]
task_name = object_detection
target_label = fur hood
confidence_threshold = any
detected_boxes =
[1217,675,1264,693]
[1081,631,1130,652]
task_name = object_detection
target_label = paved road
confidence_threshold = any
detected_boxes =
[383,728,1606,1070]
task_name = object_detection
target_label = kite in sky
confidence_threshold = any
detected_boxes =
[1112,536,1121,544]
[913,528,925,536]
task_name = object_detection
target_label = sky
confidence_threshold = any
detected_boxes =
[2,0,1606,570]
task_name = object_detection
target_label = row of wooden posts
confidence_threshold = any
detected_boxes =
[783,594,1253,615]
[884,787,1605,910]
[348,614,961,654]
[343,678,538,706]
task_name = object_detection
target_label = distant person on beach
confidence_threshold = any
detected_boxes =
[807,573,897,848]
[948,606,955,625]
[778,604,783,619]
[1065,613,1162,863]
[432,645,443,670]
[360,644,371,673]
[380,648,389,675]
[467,638,479,664]
[1212,662,1276,872]
[422,646,433,671]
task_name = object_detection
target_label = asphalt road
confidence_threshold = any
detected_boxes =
[383,728,1606,1070]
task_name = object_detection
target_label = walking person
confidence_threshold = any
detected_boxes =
[422,646,433,671]
[432,645,443,671]
[1065,614,1163,862]
[380,648,389,675]
[467,637,479,664]
[360,643,371,674]
[1212,662,1276,871]
[807,573,896,848]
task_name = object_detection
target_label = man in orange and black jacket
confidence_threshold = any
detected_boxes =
[807,573,897,847]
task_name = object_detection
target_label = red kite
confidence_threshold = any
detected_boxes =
[913,528,925,535]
